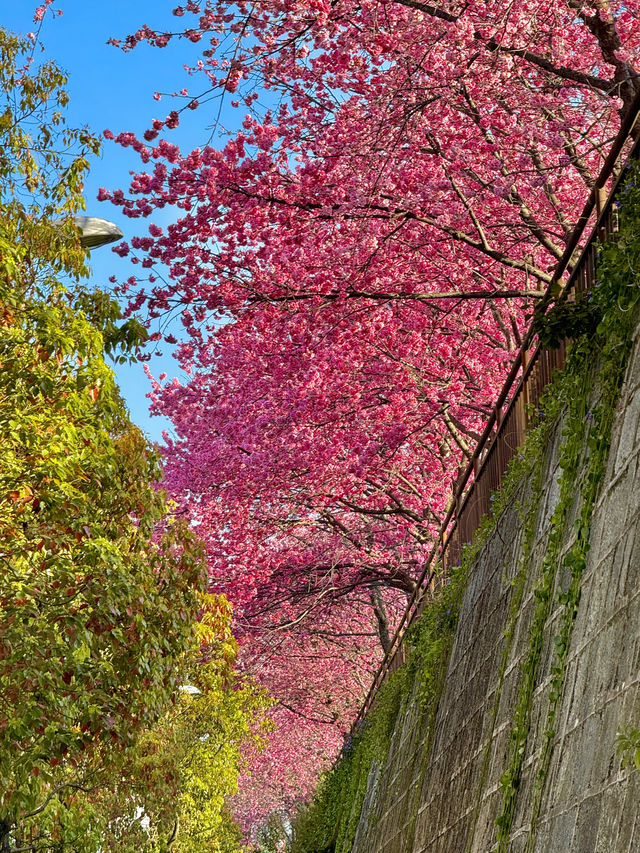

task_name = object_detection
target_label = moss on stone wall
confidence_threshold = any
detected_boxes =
[286,164,640,853]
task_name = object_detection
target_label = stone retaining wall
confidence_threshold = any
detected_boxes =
[349,317,640,852]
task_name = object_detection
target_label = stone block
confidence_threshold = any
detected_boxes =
[589,704,620,791]
[540,808,577,852]
[570,793,603,852]
[613,385,640,475]
[593,781,627,851]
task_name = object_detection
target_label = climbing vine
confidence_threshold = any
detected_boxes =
[494,354,591,847]
[289,553,474,853]
[496,165,640,849]
[287,162,640,853]
[289,665,407,853]
[615,727,640,770]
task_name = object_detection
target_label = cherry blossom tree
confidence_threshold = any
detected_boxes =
[101,0,640,829]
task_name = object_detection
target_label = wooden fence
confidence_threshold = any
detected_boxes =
[352,93,640,725]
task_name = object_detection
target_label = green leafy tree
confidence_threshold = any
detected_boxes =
[93,594,274,853]
[0,27,208,852]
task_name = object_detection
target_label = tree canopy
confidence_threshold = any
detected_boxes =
[95,0,640,831]
[0,25,265,852]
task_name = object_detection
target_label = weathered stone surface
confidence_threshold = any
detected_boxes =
[350,318,640,853]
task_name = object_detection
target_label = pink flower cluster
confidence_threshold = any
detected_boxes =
[104,0,640,833]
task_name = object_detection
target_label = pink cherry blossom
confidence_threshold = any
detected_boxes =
[106,0,640,832]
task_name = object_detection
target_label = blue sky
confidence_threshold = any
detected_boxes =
[5,2,237,441]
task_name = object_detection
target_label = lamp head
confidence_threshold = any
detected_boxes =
[72,216,123,250]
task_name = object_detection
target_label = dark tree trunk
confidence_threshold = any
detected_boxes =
[0,819,13,853]
[371,587,391,655]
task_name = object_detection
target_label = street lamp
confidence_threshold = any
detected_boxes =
[72,216,123,250]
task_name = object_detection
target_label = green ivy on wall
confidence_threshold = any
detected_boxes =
[288,665,407,853]
[494,164,640,850]
[286,162,640,853]
[288,556,474,853]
